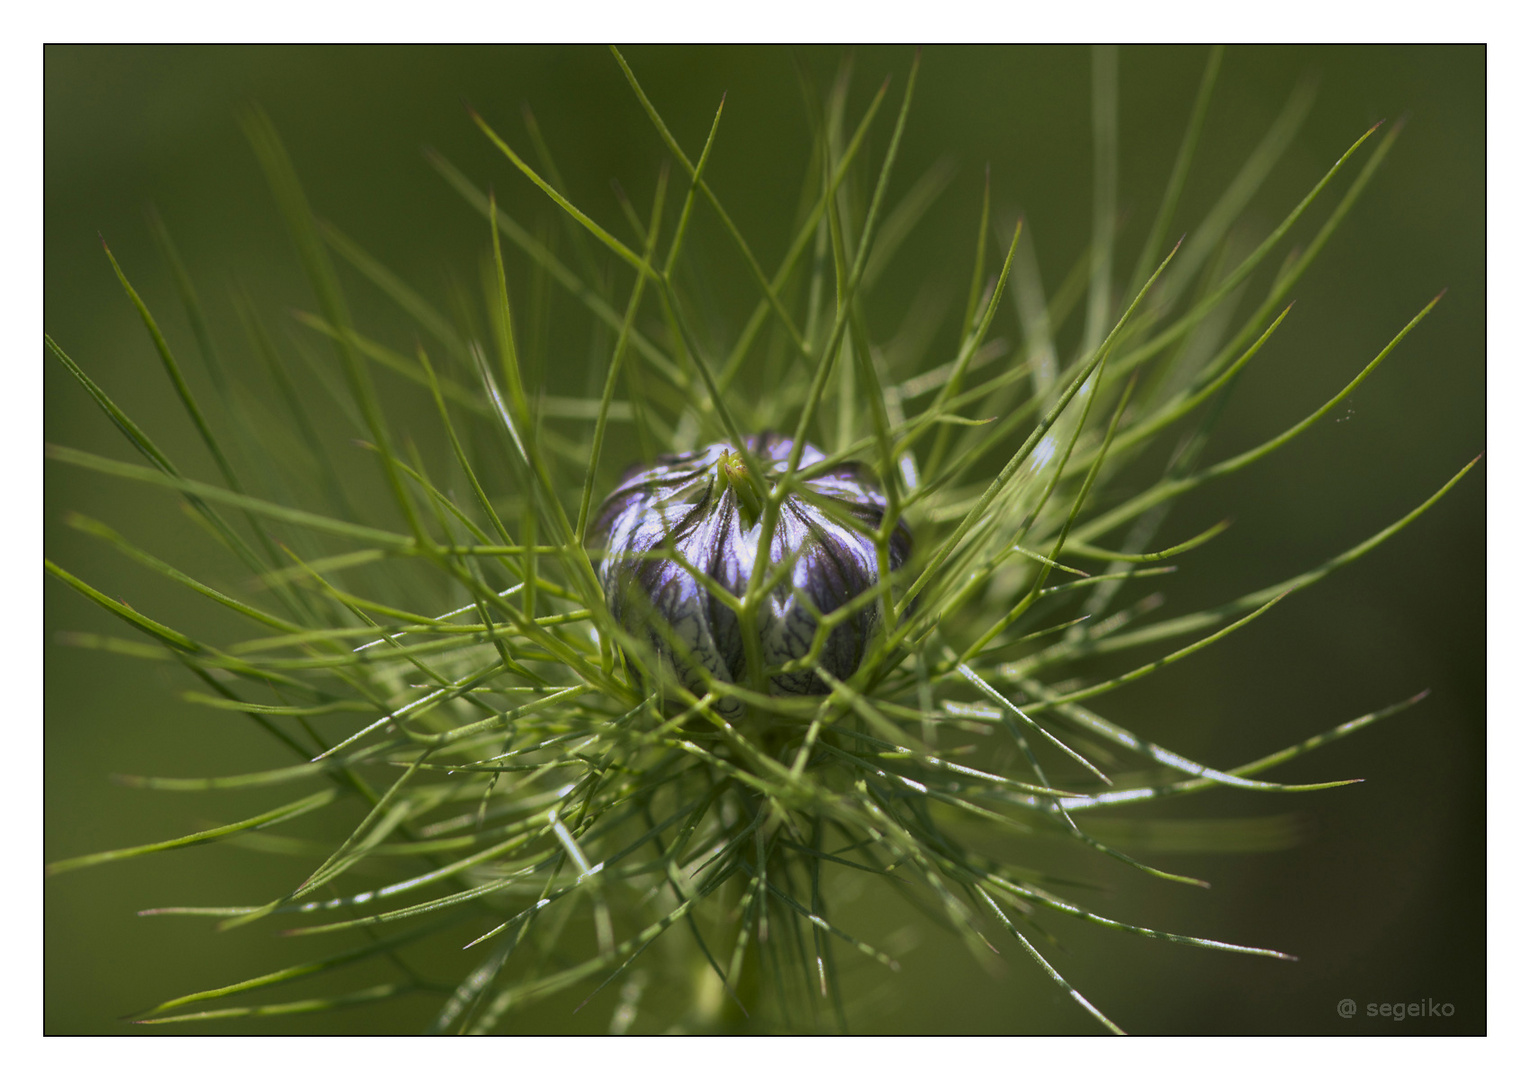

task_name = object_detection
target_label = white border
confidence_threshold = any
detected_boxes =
[15,6,1520,1062]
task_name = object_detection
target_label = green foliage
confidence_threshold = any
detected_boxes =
[45,46,1476,1034]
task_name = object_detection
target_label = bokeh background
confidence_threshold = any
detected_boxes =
[44,45,1484,1034]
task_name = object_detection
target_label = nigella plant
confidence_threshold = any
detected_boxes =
[593,434,911,716]
[44,46,1481,1035]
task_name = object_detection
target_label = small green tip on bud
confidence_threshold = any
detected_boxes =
[717,451,763,529]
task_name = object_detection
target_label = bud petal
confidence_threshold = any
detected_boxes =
[593,434,912,716]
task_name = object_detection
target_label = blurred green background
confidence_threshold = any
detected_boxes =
[44,45,1484,1034]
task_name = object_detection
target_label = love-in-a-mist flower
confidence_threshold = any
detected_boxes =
[592,434,912,715]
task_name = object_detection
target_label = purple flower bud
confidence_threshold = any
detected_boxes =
[593,434,912,716]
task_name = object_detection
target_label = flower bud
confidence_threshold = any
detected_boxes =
[593,434,912,715]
